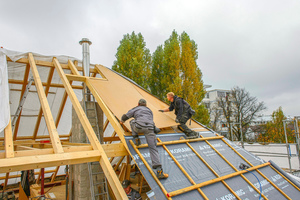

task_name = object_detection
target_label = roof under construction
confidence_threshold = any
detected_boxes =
[0,48,299,199]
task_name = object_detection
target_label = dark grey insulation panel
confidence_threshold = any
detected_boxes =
[126,132,300,199]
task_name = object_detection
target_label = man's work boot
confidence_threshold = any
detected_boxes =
[186,132,197,139]
[156,167,168,179]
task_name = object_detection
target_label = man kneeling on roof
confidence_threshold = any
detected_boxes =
[122,179,142,200]
[159,92,198,139]
[121,99,168,179]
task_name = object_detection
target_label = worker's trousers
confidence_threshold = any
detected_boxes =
[178,111,195,136]
[130,120,162,169]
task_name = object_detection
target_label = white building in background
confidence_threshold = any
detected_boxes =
[202,89,231,135]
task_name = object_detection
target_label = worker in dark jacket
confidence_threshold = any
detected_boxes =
[121,99,168,179]
[159,92,198,139]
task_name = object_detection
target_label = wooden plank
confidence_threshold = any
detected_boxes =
[33,67,55,139]
[86,79,130,153]
[13,63,30,140]
[137,136,224,148]
[4,119,14,158]
[0,150,101,173]
[8,79,83,89]
[28,53,64,154]
[52,58,128,200]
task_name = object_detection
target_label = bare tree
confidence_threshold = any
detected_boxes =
[217,86,266,141]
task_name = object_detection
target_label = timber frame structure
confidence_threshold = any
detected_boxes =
[1,52,129,199]
[1,49,300,199]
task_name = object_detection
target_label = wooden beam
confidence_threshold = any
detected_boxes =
[4,173,9,190]
[28,53,64,154]
[4,119,14,158]
[33,67,55,139]
[0,150,101,173]
[13,63,30,140]
[51,166,60,182]
[137,136,224,148]
[8,79,83,89]
[103,136,120,142]
[0,134,69,141]
[66,74,87,82]
[68,60,80,76]
[52,58,128,200]
[66,74,107,82]
[6,57,97,73]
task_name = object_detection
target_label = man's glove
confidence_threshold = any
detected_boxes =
[133,136,141,146]
[159,110,164,113]
[175,118,179,123]
[154,126,161,134]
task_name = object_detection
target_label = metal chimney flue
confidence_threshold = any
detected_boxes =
[79,38,92,77]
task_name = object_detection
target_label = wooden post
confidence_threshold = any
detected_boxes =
[4,119,14,158]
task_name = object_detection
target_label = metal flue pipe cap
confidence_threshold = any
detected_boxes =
[79,38,92,45]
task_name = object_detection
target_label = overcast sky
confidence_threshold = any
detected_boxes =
[1,0,300,117]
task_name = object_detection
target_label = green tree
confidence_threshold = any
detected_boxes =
[258,107,294,143]
[149,45,165,99]
[112,32,151,89]
[150,30,209,125]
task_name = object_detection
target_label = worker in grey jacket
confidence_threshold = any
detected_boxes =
[121,99,168,179]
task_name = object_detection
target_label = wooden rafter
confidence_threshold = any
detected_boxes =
[33,67,55,139]
[55,60,80,128]
[28,53,64,154]
[52,57,128,199]
[13,63,30,140]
